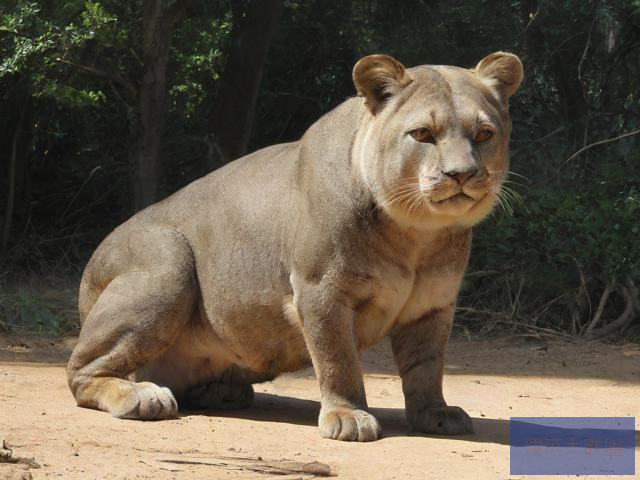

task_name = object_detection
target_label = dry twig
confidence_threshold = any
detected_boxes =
[555,128,640,175]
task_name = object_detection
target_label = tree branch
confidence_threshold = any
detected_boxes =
[555,128,640,176]
[56,58,136,97]
[583,278,614,337]
[592,286,634,338]
[577,14,597,80]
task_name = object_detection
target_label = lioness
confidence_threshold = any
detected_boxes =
[68,52,522,441]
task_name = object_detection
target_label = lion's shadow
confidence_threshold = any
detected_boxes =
[182,392,519,444]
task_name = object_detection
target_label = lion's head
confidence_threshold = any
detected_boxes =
[352,52,523,229]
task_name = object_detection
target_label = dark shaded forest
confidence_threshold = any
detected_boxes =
[1,0,639,339]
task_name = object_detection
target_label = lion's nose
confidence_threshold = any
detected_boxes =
[443,168,478,185]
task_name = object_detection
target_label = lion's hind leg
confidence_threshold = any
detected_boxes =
[67,230,196,420]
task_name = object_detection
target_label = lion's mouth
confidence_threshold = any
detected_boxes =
[430,192,474,205]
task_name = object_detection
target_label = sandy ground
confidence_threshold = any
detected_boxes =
[1,333,639,480]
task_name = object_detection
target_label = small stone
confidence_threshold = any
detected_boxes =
[302,461,331,477]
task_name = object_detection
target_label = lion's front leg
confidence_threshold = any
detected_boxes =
[390,304,473,435]
[296,283,381,442]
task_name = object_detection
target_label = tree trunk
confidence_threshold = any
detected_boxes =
[207,0,284,169]
[520,0,589,147]
[1,99,28,252]
[130,0,185,212]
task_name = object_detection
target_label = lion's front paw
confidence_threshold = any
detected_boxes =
[409,405,473,435]
[112,381,178,420]
[318,405,381,442]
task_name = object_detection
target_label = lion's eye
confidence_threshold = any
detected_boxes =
[475,128,494,143]
[409,128,436,144]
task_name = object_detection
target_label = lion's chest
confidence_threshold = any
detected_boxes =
[354,264,464,348]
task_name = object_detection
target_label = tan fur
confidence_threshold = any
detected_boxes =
[67,52,522,441]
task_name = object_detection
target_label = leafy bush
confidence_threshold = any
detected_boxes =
[0,290,62,336]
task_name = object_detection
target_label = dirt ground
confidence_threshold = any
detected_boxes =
[1,333,638,480]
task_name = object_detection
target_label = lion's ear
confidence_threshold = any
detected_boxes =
[353,54,413,114]
[474,51,523,101]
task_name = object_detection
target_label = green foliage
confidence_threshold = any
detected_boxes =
[0,2,55,77]
[0,291,62,336]
[0,1,127,96]
[169,14,231,117]
[468,149,640,332]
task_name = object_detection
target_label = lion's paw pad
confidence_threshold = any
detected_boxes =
[319,406,381,442]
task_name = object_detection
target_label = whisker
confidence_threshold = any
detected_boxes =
[497,192,514,216]
[501,190,517,214]
[375,189,418,212]
[491,190,507,215]
[499,179,529,189]
[488,183,514,216]
[491,170,531,183]
[408,191,424,213]
[500,186,525,206]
